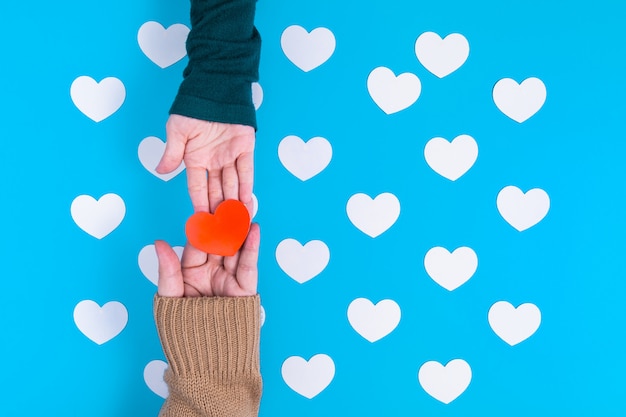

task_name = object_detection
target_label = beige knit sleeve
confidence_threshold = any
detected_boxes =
[154,295,262,417]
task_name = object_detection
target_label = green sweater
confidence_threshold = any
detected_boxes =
[170,0,261,129]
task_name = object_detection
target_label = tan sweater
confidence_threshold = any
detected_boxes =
[154,295,262,417]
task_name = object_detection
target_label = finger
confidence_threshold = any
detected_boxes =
[235,223,260,295]
[186,167,209,213]
[223,247,240,275]
[182,245,216,296]
[154,240,184,297]
[208,169,224,212]
[156,118,187,174]
[244,193,256,219]
[222,164,239,201]
[207,253,225,273]
[181,242,208,268]
[237,151,254,206]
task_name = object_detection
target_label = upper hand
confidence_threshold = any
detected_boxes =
[156,114,255,213]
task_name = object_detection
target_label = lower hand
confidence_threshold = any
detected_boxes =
[155,223,260,298]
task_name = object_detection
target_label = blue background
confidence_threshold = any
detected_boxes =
[1,0,625,415]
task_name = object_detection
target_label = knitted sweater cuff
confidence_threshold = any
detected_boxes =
[169,91,257,130]
[154,295,261,377]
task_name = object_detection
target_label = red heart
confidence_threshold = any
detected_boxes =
[185,200,251,256]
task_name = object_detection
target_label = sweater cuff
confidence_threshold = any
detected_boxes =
[169,91,257,130]
[154,295,261,377]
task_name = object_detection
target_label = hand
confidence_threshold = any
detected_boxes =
[155,223,260,297]
[156,114,255,213]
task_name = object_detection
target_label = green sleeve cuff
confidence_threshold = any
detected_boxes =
[170,91,257,130]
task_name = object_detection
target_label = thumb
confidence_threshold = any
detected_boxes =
[156,123,187,174]
[154,240,185,297]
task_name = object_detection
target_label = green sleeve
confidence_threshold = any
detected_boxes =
[170,0,261,130]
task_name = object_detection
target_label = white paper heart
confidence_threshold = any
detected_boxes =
[137,22,189,68]
[282,354,335,399]
[415,32,469,78]
[138,136,185,181]
[281,25,335,72]
[70,76,125,122]
[71,193,126,239]
[346,193,400,238]
[418,359,472,404]
[424,135,478,181]
[275,239,330,284]
[493,77,546,123]
[73,300,128,345]
[497,186,550,231]
[144,360,169,398]
[138,244,185,286]
[347,298,401,342]
[488,301,541,346]
[251,193,258,218]
[367,67,421,114]
[252,82,263,110]
[424,247,478,291]
[260,305,266,327]
[278,135,332,181]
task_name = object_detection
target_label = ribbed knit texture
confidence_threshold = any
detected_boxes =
[154,295,262,417]
[170,0,261,129]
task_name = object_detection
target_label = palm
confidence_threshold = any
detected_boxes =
[180,250,254,297]
[183,124,253,169]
